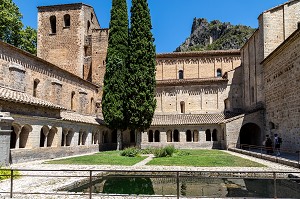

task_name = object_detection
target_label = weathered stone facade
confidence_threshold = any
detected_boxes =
[0,1,300,164]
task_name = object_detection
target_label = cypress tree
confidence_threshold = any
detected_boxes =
[127,0,156,132]
[102,0,128,135]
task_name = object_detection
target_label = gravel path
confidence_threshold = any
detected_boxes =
[0,150,299,199]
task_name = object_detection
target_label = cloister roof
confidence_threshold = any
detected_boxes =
[156,77,227,86]
[151,112,240,126]
[61,111,104,125]
[0,86,64,110]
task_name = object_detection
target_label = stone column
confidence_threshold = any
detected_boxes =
[116,130,122,151]
[0,111,14,166]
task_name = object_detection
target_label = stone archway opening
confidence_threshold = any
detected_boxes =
[240,123,261,147]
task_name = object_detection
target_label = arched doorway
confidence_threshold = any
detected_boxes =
[239,123,261,146]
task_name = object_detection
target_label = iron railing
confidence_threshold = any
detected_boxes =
[0,169,300,198]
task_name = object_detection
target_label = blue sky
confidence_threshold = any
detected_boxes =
[13,0,288,53]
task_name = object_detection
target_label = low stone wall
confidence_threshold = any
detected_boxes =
[10,145,99,164]
[229,148,300,169]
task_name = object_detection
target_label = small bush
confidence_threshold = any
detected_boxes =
[0,167,20,181]
[165,145,176,156]
[154,148,168,157]
[154,145,176,158]
[140,147,156,154]
[120,147,140,157]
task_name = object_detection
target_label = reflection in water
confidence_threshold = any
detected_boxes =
[68,176,300,198]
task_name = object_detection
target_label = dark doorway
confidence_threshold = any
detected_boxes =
[240,123,261,146]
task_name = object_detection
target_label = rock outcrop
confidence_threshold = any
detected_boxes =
[175,18,255,52]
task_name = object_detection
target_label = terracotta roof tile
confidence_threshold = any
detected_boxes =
[61,111,104,125]
[0,86,63,109]
[156,77,227,86]
[152,113,240,126]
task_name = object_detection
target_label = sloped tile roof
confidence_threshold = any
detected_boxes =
[0,86,63,109]
[151,113,239,126]
[156,77,228,86]
[61,111,104,125]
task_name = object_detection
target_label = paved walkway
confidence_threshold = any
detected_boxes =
[0,150,299,199]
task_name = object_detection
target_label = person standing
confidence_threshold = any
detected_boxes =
[274,134,282,156]
[265,135,273,155]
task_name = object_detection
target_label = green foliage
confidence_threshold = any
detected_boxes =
[102,56,126,130]
[0,0,37,54]
[153,145,176,157]
[127,0,156,132]
[0,167,20,181]
[176,150,191,156]
[140,147,156,154]
[102,0,129,131]
[120,147,140,157]
[19,26,37,55]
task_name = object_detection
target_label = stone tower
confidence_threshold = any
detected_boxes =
[37,3,108,86]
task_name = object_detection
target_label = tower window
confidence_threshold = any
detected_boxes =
[50,16,56,34]
[33,79,40,97]
[87,20,91,32]
[217,69,222,77]
[71,91,75,110]
[180,101,185,114]
[179,70,184,79]
[64,14,70,27]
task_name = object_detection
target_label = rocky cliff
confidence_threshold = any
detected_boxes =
[175,18,255,52]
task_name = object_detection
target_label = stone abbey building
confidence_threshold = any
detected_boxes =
[0,1,299,165]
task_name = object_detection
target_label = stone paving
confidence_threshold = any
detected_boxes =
[0,150,299,199]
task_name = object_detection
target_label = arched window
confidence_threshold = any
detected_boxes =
[64,14,70,27]
[71,91,75,110]
[90,98,94,114]
[167,130,172,142]
[217,68,222,77]
[130,130,135,143]
[154,130,160,142]
[269,122,275,130]
[178,70,184,79]
[174,129,180,142]
[180,101,185,114]
[205,129,211,141]
[193,130,199,142]
[50,16,56,34]
[224,98,230,110]
[186,130,192,142]
[212,129,218,141]
[87,20,91,32]
[33,79,39,97]
[66,129,73,146]
[148,130,153,142]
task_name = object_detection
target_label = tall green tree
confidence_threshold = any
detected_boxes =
[0,0,37,54]
[127,0,156,132]
[102,0,129,149]
[19,26,37,55]
[0,0,23,46]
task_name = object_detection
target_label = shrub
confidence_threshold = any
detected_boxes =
[165,145,176,156]
[154,145,176,158]
[140,147,156,154]
[120,147,140,157]
[0,167,20,181]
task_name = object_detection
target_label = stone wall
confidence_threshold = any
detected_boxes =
[0,41,100,115]
[156,51,241,80]
[263,30,300,152]
[37,4,100,79]
[0,112,14,166]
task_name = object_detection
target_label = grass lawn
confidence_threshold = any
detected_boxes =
[147,150,265,167]
[46,151,147,166]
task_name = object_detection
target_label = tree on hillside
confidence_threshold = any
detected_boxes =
[127,0,156,138]
[0,0,37,54]
[101,0,129,150]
